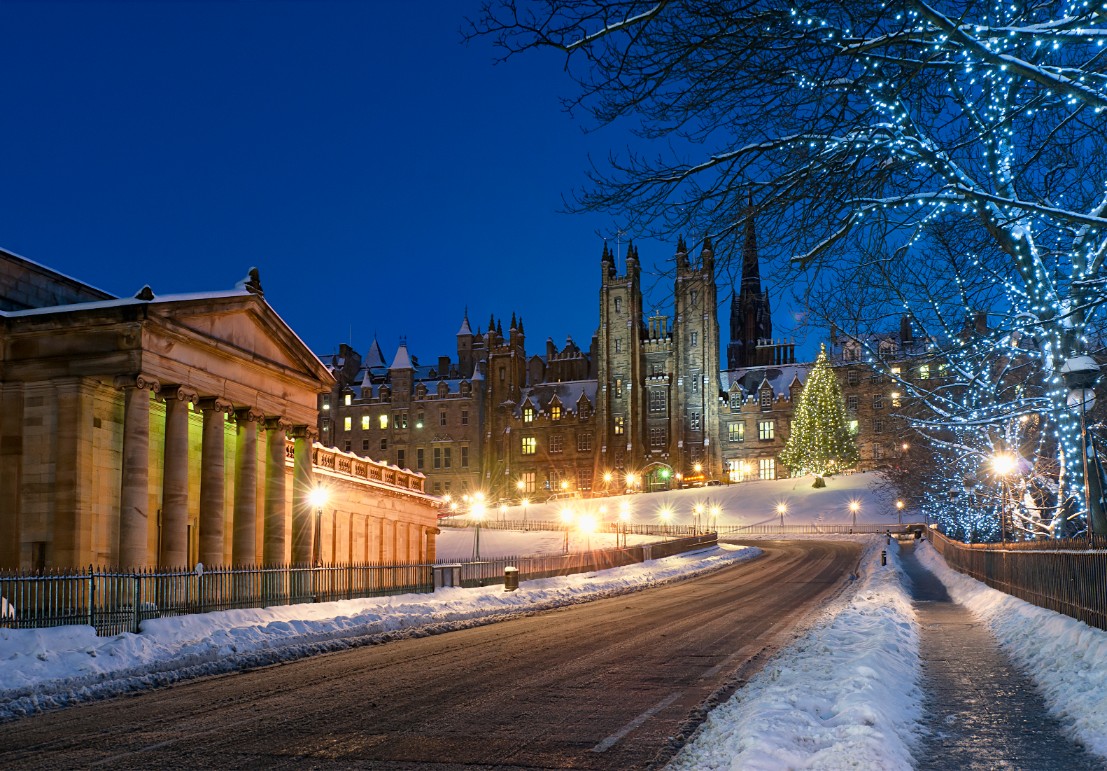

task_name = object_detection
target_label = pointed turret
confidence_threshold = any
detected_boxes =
[701,235,714,273]
[727,206,773,370]
[365,338,386,369]
[389,342,413,371]
[676,235,690,273]
[510,312,517,330]
[457,309,472,337]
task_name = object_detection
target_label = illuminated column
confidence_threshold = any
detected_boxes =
[160,385,198,567]
[290,425,316,564]
[232,407,263,565]
[115,374,160,568]
[198,397,234,566]
[263,417,291,564]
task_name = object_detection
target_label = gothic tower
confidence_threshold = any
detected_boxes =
[673,237,721,477]
[595,241,645,475]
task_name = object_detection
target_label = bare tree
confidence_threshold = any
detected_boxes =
[470,0,1107,536]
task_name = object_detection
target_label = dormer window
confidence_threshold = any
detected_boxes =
[760,388,773,410]
[523,406,535,423]
[551,405,562,421]
[344,393,352,407]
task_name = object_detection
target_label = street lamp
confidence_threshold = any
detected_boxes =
[471,498,486,560]
[308,486,328,566]
[521,497,530,530]
[560,506,575,553]
[710,503,721,533]
[777,502,787,530]
[849,499,861,530]
[625,472,638,492]
[1061,355,1104,536]
[896,499,905,526]
[991,451,1017,542]
[499,502,508,523]
[619,501,631,547]
[659,505,673,534]
[693,502,705,534]
[578,513,597,551]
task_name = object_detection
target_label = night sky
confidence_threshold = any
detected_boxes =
[1,1,808,368]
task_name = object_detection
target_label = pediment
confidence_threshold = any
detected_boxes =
[153,295,332,384]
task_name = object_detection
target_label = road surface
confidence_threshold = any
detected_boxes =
[0,540,860,770]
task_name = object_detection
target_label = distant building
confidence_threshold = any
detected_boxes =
[318,217,919,500]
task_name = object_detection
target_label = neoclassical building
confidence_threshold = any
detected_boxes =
[0,249,438,571]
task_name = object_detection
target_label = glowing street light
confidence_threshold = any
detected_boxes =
[471,498,487,561]
[991,451,1017,542]
[896,499,905,526]
[619,501,631,547]
[776,501,787,529]
[577,513,598,551]
[625,472,638,491]
[849,499,861,529]
[710,503,721,532]
[499,502,508,523]
[560,506,575,553]
[521,497,530,529]
[308,486,328,566]
[693,502,705,533]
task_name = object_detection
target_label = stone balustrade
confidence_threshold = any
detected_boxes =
[304,442,426,494]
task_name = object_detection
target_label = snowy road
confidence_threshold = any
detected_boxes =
[0,540,859,770]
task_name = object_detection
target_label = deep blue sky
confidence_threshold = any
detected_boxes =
[1,1,804,368]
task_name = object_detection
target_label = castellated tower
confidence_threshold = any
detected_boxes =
[672,237,721,478]
[595,242,645,474]
[481,313,528,491]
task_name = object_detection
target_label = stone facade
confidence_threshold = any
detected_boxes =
[0,253,439,571]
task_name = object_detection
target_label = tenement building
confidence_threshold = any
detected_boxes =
[0,248,438,572]
[318,219,918,500]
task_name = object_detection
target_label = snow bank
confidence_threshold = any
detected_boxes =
[916,541,1107,760]
[0,544,759,722]
[670,538,922,771]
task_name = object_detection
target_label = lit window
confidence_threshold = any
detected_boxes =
[691,412,701,431]
[361,415,370,430]
[322,398,330,411]
[551,405,561,421]
[849,419,859,435]
[522,471,536,493]
[729,422,745,442]
[522,436,537,455]
[615,378,623,398]
[379,414,389,429]
[343,417,352,432]
[758,420,775,440]
[395,412,408,429]
[344,393,352,406]
[614,416,625,435]
[918,364,930,380]
[691,331,698,347]
[523,406,535,423]
[891,391,902,408]
[759,458,776,480]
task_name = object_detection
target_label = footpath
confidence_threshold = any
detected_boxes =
[899,542,1100,770]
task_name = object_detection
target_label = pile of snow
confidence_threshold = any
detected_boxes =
[916,541,1107,759]
[0,544,759,722]
[670,538,922,771]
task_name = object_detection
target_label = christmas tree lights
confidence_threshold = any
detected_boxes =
[780,344,860,481]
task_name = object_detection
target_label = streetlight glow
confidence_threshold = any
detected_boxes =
[992,452,1017,476]
[308,486,328,509]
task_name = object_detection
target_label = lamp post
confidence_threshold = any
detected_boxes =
[710,503,721,533]
[471,498,486,561]
[693,502,705,534]
[619,502,631,547]
[849,500,861,530]
[991,451,1016,543]
[560,507,575,553]
[896,499,905,526]
[308,486,328,566]
[1061,356,1105,536]
[777,502,787,530]
[578,513,597,551]
[521,497,529,530]
[625,472,638,493]
[603,471,613,495]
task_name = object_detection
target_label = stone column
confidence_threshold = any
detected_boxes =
[263,417,291,565]
[53,378,92,569]
[232,408,263,565]
[289,425,317,565]
[198,397,233,567]
[115,374,160,568]
[160,385,197,568]
[0,384,24,570]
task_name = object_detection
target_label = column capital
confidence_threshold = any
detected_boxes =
[113,374,161,393]
[288,424,319,442]
[234,406,265,424]
[197,397,235,415]
[264,416,295,432]
[159,385,199,404]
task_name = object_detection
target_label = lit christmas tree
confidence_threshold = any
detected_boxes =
[779,345,859,484]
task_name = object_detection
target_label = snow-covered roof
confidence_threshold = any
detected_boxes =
[389,343,413,371]
[511,380,597,417]
[727,364,808,398]
[364,338,386,369]
[0,288,253,318]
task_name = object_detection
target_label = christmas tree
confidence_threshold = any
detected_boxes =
[779,345,859,482]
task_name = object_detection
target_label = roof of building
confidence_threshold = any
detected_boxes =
[727,364,809,397]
